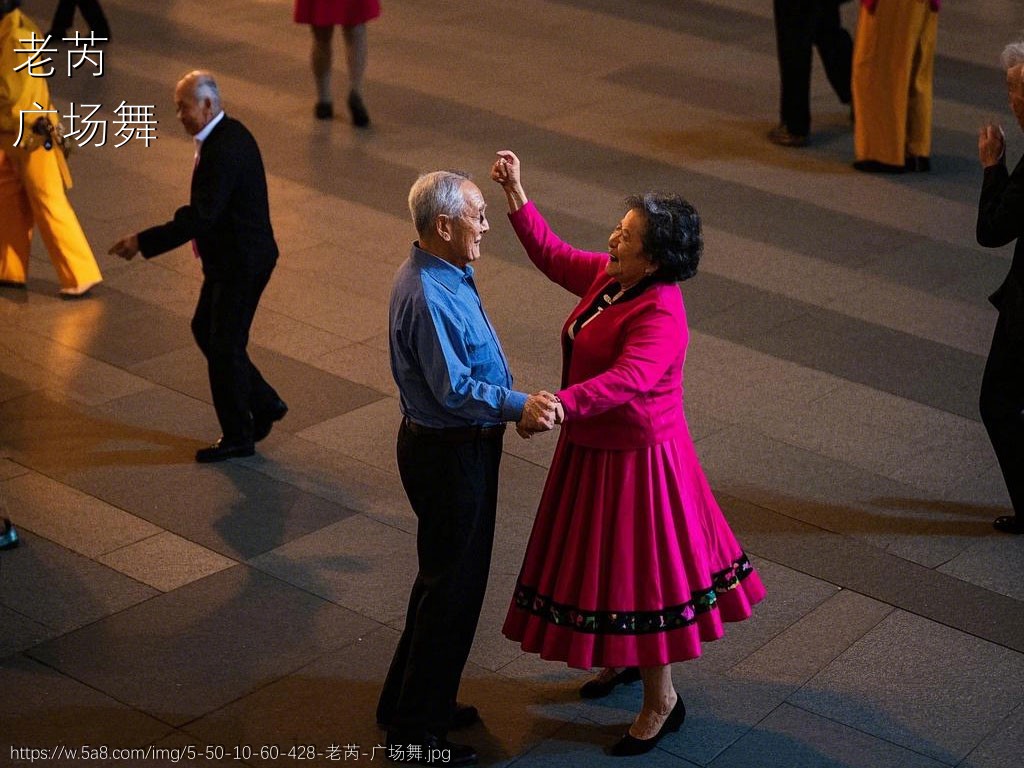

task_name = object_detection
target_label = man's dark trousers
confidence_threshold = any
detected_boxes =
[980,313,1024,516]
[191,269,279,442]
[377,422,503,737]
[773,0,852,136]
[50,0,110,36]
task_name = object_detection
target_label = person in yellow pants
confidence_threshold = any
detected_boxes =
[0,0,101,296]
[852,0,939,174]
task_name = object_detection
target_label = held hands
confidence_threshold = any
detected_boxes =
[109,234,141,261]
[490,150,528,212]
[516,390,563,439]
[979,122,1006,168]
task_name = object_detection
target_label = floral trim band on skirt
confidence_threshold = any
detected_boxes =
[512,553,756,635]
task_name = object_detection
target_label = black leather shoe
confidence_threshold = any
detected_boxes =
[378,701,479,731]
[385,732,477,766]
[993,515,1024,534]
[905,155,931,173]
[0,518,19,551]
[253,399,288,442]
[853,159,905,174]
[195,437,255,463]
[315,101,334,120]
[448,702,479,730]
[607,697,686,757]
[580,667,641,699]
[348,90,370,128]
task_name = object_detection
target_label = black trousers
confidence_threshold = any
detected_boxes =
[773,0,852,135]
[980,313,1024,517]
[377,421,504,737]
[191,270,279,442]
[49,0,110,37]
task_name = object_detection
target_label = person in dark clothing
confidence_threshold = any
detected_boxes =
[109,71,287,463]
[769,0,853,147]
[976,40,1024,534]
[47,0,109,39]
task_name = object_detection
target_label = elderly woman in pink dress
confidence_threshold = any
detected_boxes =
[492,151,766,756]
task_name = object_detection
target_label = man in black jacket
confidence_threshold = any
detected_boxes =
[110,71,287,463]
[976,42,1024,533]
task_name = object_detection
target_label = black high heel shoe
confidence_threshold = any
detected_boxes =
[347,91,370,128]
[607,697,686,757]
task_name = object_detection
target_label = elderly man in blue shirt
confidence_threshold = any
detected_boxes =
[377,170,557,766]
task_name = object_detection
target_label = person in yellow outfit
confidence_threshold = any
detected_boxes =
[0,0,101,296]
[852,0,939,174]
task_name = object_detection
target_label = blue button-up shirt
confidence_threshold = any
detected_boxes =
[389,244,527,428]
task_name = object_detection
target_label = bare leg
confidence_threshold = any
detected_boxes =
[342,24,370,126]
[311,24,333,105]
[629,665,677,739]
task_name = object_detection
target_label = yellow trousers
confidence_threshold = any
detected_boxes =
[0,144,101,291]
[852,0,938,166]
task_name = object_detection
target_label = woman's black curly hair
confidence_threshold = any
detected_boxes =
[625,193,702,282]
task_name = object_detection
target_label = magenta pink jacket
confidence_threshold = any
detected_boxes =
[509,202,689,450]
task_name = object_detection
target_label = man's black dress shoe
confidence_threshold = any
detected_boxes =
[993,515,1024,534]
[579,667,641,699]
[853,160,906,174]
[385,732,477,766]
[253,399,288,442]
[0,518,19,551]
[195,437,255,463]
[607,697,686,757]
[377,702,479,731]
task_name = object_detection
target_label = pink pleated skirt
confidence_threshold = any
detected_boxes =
[294,0,381,27]
[503,432,766,669]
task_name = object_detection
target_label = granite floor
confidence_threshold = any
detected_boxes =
[2,1,1024,766]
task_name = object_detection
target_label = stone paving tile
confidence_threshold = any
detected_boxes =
[0,530,158,634]
[0,331,154,407]
[0,655,174,762]
[729,590,892,690]
[98,531,237,593]
[56,458,361,561]
[0,605,55,660]
[706,703,947,768]
[699,427,994,569]
[314,341,399,399]
[27,566,379,728]
[297,398,401,476]
[249,514,417,626]
[247,435,416,534]
[790,610,1024,764]
[181,623,396,768]
[722,494,1024,653]
[937,537,1024,602]
[958,703,1024,768]
[3,471,162,559]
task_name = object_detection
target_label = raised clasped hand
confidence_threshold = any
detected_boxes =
[516,390,562,439]
[491,150,522,189]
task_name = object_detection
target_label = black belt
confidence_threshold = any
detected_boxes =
[402,417,506,442]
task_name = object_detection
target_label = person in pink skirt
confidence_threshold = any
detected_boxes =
[293,0,380,125]
[491,150,766,757]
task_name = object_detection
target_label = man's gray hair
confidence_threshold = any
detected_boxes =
[1001,40,1024,70]
[408,170,471,236]
[183,70,222,111]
